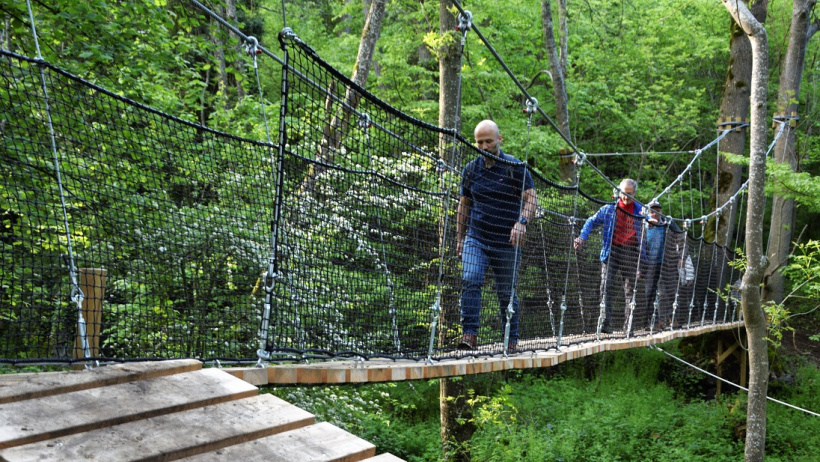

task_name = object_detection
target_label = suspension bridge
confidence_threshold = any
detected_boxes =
[0,0,767,459]
[0,14,758,365]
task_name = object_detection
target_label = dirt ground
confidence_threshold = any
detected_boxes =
[777,316,820,368]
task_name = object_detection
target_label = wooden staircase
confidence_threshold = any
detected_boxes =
[0,360,404,461]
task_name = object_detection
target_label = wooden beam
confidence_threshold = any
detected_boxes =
[74,268,107,360]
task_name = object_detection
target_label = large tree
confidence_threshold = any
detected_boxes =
[298,0,387,196]
[710,0,769,246]
[720,1,769,461]
[540,0,575,184]
[763,0,820,304]
[437,4,475,461]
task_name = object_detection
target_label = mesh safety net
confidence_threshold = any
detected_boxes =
[0,33,743,364]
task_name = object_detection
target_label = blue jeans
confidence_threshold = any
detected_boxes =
[461,236,521,341]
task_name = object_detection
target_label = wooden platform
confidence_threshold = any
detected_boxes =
[226,322,745,385]
[0,359,404,461]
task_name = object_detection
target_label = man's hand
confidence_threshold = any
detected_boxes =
[510,222,526,247]
[573,237,585,250]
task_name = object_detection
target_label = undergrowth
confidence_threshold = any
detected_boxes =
[262,345,820,461]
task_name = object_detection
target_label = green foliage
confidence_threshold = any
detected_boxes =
[261,349,820,461]
[263,380,442,461]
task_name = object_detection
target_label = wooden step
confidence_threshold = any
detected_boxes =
[0,368,256,449]
[0,359,202,405]
[363,453,406,461]
[0,393,314,461]
[181,421,377,462]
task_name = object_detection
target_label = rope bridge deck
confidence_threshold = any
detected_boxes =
[0,27,745,366]
[227,322,743,385]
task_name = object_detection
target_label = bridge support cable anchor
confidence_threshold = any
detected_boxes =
[26,0,93,368]
[359,113,401,353]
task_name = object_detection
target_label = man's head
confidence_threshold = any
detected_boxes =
[647,200,662,221]
[617,178,637,205]
[474,120,502,156]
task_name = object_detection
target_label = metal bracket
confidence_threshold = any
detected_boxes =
[455,11,473,31]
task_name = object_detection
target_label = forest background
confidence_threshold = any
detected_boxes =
[2,0,820,460]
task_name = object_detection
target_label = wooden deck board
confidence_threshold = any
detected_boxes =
[364,454,406,461]
[222,322,744,385]
[0,394,314,461]
[0,359,202,405]
[0,368,257,449]
[182,421,376,462]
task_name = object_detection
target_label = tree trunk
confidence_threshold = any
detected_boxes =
[558,0,568,78]
[225,0,245,102]
[720,2,769,461]
[213,15,227,103]
[541,0,575,184]
[298,0,387,197]
[438,4,474,461]
[2,14,10,50]
[763,0,818,304]
[709,0,768,246]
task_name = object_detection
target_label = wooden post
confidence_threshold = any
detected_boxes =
[73,268,107,360]
[715,337,743,396]
[716,339,723,396]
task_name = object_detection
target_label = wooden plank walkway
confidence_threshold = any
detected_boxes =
[226,322,745,385]
[0,360,404,461]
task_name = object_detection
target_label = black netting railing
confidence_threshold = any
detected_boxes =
[1,33,743,365]
[2,50,275,363]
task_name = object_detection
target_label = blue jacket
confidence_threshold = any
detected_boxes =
[644,221,666,265]
[579,201,644,262]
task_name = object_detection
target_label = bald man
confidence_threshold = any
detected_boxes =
[456,120,537,351]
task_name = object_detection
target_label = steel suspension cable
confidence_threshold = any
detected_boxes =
[730,189,747,322]
[649,217,671,334]
[450,1,579,157]
[650,127,743,206]
[670,220,689,329]
[25,0,93,366]
[566,164,587,340]
[189,0,284,66]
[711,131,723,325]
[626,219,648,338]
[257,28,294,363]
[652,345,820,417]
[538,218,557,336]
[503,98,537,354]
